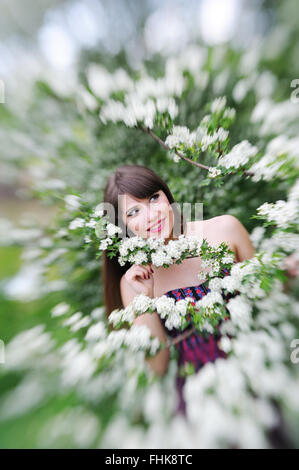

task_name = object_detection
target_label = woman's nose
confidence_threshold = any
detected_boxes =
[147,206,162,224]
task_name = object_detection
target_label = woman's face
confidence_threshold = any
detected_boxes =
[119,189,174,239]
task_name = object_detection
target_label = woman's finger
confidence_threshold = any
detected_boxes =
[135,265,152,277]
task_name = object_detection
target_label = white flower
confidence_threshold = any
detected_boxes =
[208,277,222,291]
[196,291,224,309]
[165,125,196,149]
[108,309,123,326]
[226,296,252,330]
[99,238,113,250]
[93,208,105,217]
[212,261,220,272]
[222,256,234,264]
[154,296,176,319]
[64,195,81,210]
[90,307,105,320]
[147,237,164,250]
[87,64,133,100]
[151,249,168,267]
[165,311,182,330]
[63,312,83,327]
[69,218,85,230]
[55,228,68,238]
[218,336,232,353]
[223,108,236,120]
[208,167,222,178]
[124,324,154,352]
[106,223,122,237]
[257,200,298,229]
[107,330,127,349]
[85,322,106,342]
[211,96,226,114]
[217,127,229,141]
[221,275,242,293]
[218,140,258,169]
[61,349,96,386]
[51,302,70,317]
[131,251,148,265]
[71,316,91,332]
[132,294,153,313]
[200,321,215,334]
[288,179,299,203]
[85,219,97,228]
[156,97,178,119]
[121,304,135,323]
[175,299,189,316]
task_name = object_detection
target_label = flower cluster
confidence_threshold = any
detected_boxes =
[249,135,299,182]
[165,125,197,150]
[100,95,178,129]
[107,253,275,337]
[108,289,229,335]
[119,235,235,275]
[50,300,161,360]
[97,66,184,130]
[208,167,222,178]
[256,178,299,229]
[217,140,258,170]
[118,234,205,267]
[76,206,237,272]
[165,121,230,157]
[92,324,161,359]
[108,249,286,340]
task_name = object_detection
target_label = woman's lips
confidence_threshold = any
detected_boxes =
[148,218,166,233]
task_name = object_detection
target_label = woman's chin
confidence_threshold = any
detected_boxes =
[150,229,172,240]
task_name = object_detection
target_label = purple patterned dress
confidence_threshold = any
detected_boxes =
[160,267,234,417]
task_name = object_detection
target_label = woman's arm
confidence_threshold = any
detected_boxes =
[120,275,170,376]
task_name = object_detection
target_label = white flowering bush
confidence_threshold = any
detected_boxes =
[0,3,299,448]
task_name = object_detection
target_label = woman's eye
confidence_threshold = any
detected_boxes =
[127,193,159,217]
[150,193,159,202]
[127,209,138,217]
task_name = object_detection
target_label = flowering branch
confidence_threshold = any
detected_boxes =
[140,124,210,171]
[140,124,255,178]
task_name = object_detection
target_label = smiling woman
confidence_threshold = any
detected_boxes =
[102,164,255,415]
[120,189,174,238]
[102,164,186,316]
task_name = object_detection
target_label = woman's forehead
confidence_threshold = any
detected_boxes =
[119,193,145,211]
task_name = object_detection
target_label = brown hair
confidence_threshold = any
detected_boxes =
[102,164,185,319]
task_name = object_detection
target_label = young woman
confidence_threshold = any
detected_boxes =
[102,164,255,416]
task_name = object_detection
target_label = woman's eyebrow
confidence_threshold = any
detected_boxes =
[126,203,140,215]
[125,193,157,215]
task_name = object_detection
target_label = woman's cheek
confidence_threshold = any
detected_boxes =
[132,221,141,233]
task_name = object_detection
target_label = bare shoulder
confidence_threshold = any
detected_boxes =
[185,219,206,236]
[186,215,241,260]
[200,214,255,262]
[186,216,221,235]
[211,214,249,235]
[188,214,239,232]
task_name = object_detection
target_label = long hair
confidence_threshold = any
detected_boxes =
[102,164,186,319]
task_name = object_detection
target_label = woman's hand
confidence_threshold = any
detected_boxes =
[124,263,154,297]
